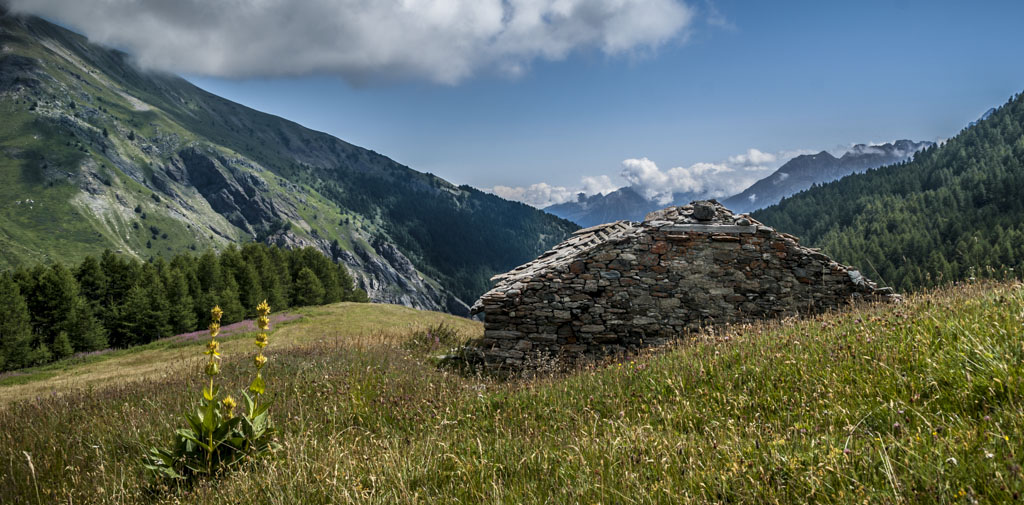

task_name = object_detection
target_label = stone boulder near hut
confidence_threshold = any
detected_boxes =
[467,200,894,372]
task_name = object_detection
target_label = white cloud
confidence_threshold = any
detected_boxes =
[490,174,619,208]
[10,0,695,84]
[620,157,733,205]
[727,148,776,168]
[581,175,618,196]
[490,182,576,208]
[492,146,815,208]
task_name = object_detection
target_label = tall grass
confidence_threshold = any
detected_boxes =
[1,281,1022,504]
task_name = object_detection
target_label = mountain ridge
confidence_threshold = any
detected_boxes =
[0,11,578,313]
[721,139,932,213]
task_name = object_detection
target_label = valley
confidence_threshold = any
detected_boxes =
[1,3,1022,504]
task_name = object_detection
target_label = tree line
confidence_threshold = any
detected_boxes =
[753,92,1024,292]
[0,243,368,371]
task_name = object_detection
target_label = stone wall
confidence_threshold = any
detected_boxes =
[468,201,892,371]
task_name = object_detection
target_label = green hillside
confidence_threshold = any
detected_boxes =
[0,11,577,310]
[1,281,1022,503]
[753,93,1024,291]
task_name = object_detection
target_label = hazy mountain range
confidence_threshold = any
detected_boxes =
[546,140,932,227]
[0,10,577,314]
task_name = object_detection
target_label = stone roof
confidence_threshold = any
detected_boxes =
[473,201,761,313]
[487,219,636,285]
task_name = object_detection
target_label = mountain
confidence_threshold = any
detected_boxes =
[752,93,1024,291]
[968,107,996,128]
[546,141,931,227]
[0,10,578,314]
[544,187,650,228]
[721,140,933,214]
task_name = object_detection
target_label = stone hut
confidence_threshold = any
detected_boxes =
[468,200,893,371]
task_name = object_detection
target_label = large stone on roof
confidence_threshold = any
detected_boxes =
[466,200,894,372]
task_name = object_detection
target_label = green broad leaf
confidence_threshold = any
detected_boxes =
[175,429,210,450]
[203,400,216,431]
[248,374,265,395]
[185,414,203,435]
[253,401,272,418]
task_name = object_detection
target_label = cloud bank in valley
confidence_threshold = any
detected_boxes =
[493,147,814,208]
[491,175,618,208]
[8,0,694,84]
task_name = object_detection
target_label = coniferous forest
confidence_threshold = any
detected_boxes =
[753,92,1024,292]
[0,244,367,371]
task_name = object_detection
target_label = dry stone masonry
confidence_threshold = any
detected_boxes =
[468,200,894,371]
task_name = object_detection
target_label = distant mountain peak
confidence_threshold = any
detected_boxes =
[545,139,933,227]
[720,139,932,214]
[968,108,997,128]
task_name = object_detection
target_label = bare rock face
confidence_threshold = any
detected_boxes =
[267,229,470,317]
[467,200,895,372]
[176,148,281,234]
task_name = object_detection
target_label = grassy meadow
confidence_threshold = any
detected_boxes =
[1,282,1023,504]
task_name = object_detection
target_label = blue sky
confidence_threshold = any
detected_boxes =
[16,0,1024,206]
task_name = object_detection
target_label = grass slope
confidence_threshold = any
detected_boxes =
[1,283,1023,504]
[1,12,579,304]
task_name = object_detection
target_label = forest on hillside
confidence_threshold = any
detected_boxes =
[754,93,1024,292]
[0,244,367,371]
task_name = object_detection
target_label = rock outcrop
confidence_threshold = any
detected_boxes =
[468,201,894,371]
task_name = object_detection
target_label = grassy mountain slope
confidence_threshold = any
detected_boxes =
[1,281,1022,503]
[0,11,577,311]
[753,93,1024,291]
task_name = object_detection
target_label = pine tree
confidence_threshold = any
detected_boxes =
[137,264,172,343]
[75,255,107,312]
[52,331,73,360]
[164,268,198,334]
[0,274,33,371]
[218,275,245,325]
[23,264,79,345]
[66,297,107,352]
[109,285,148,348]
[99,250,139,330]
[293,267,325,307]
[28,342,52,367]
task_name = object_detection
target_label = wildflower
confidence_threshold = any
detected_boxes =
[221,396,237,416]
[250,300,271,400]
[256,300,270,317]
[211,305,223,323]
[205,361,220,377]
[208,322,220,338]
[204,339,220,356]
